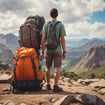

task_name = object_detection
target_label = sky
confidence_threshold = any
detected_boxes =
[0,0,105,39]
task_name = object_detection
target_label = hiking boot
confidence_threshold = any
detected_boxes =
[46,84,52,90]
[53,85,63,92]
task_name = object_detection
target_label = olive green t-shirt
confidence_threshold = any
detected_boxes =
[42,20,66,53]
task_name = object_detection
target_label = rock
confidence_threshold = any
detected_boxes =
[3,100,17,105]
[0,74,11,83]
[0,101,4,104]
[51,98,55,103]
[64,78,73,84]
[72,81,83,86]
[39,101,44,105]
[59,77,73,87]
[54,95,73,105]
[77,79,100,85]
[2,91,10,94]
[2,87,11,94]
[60,76,64,80]
[2,88,10,91]
[20,103,27,105]
[54,93,105,105]
[98,88,105,95]
[49,98,56,103]
[77,93,105,105]
[0,74,11,80]
[89,80,105,89]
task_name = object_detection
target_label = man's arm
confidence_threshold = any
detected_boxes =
[61,36,66,59]
[41,34,46,59]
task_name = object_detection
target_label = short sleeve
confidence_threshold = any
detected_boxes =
[42,22,48,35]
[60,23,66,37]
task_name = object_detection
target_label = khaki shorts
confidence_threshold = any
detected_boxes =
[45,52,62,68]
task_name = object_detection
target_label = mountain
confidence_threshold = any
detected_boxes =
[0,34,5,38]
[0,33,19,53]
[61,58,80,71]
[0,43,13,69]
[66,38,105,61]
[2,33,19,53]
[69,45,105,73]
[66,38,89,49]
[69,38,105,52]
[100,38,105,41]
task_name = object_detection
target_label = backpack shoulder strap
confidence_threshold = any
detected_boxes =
[47,21,51,25]
[55,21,61,45]
[48,21,61,26]
[54,21,61,26]
[46,21,51,39]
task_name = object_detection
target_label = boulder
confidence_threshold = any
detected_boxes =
[77,79,100,85]
[89,80,105,89]
[59,77,73,87]
[2,100,17,105]
[0,73,11,83]
[54,93,105,105]
[98,88,105,95]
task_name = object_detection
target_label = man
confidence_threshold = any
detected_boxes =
[41,8,66,92]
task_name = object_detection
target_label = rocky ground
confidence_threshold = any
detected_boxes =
[0,73,105,105]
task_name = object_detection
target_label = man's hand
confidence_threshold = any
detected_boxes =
[62,51,66,60]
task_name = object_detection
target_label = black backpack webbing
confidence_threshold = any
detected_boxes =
[13,57,18,80]
[31,56,37,79]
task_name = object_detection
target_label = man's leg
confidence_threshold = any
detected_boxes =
[53,53,63,92]
[45,53,53,90]
[53,67,63,92]
[54,67,60,86]
[45,67,51,85]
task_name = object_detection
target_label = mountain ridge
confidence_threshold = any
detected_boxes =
[69,38,105,52]
[69,45,105,73]
[66,38,105,62]
[0,33,19,53]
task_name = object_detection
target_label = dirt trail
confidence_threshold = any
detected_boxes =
[0,83,105,105]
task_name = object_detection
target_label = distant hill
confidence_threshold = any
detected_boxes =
[66,38,105,61]
[69,45,105,73]
[66,38,89,49]
[0,43,13,69]
[69,38,105,52]
[0,34,5,38]
[0,33,19,53]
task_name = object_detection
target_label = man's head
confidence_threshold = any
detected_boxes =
[50,8,58,18]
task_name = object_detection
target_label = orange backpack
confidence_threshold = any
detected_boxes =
[12,47,43,81]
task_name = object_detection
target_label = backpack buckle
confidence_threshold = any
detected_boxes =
[21,54,25,58]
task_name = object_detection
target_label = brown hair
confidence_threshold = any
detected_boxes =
[50,8,58,18]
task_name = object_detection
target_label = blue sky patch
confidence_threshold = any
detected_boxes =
[88,10,105,23]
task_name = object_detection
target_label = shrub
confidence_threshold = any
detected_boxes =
[90,73,96,79]
[61,71,80,80]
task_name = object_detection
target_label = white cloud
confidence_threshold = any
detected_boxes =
[58,0,105,22]
[66,21,105,38]
[0,0,105,38]
[0,14,25,35]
